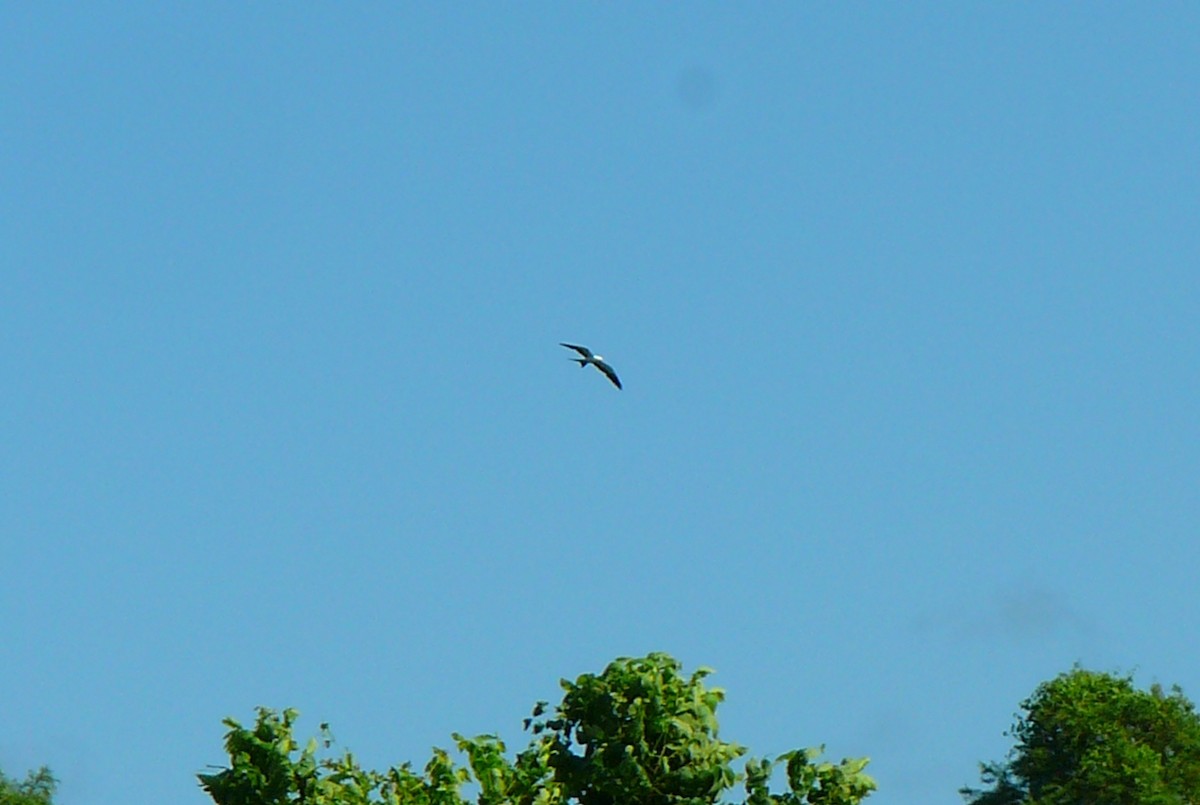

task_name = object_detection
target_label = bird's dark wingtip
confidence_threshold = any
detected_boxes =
[560,342,592,357]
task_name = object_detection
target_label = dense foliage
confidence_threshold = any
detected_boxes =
[0,767,56,805]
[962,668,1200,805]
[199,652,875,805]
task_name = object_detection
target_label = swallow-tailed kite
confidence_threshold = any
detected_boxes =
[560,343,622,389]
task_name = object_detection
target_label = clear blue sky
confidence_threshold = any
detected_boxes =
[3,5,1198,804]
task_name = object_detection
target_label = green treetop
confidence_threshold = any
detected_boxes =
[200,652,875,805]
[0,767,56,805]
[962,667,1200,805]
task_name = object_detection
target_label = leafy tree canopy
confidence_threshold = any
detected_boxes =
[0,767,57,805]
[962,667,1200,805]
[200,652,875,805]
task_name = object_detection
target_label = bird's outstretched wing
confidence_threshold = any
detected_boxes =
[559,342,593,359]
[595,360,622,390]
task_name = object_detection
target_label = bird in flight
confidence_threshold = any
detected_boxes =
[560,343,622,389]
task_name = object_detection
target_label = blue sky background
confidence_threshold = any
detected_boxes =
[3,4,1198,803]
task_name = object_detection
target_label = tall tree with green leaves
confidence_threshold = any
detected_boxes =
[962,668,1200,805]
[200,652,875,805]
[0,767,56,805]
